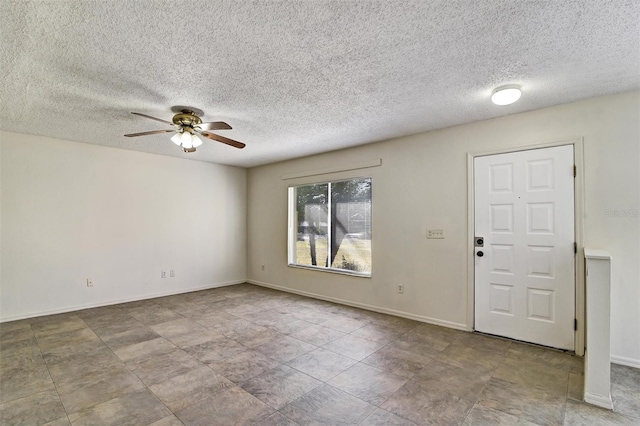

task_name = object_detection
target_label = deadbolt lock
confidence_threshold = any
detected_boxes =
[475,237,484,247]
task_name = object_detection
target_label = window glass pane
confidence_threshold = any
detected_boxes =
[329,178,372,274]
[290,177,371,276]
[295,183,328,267]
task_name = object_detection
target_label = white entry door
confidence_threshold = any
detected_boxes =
[474,145,575,350]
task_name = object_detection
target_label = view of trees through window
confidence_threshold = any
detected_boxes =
[291,177,371,275]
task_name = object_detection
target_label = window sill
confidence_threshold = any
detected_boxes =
[288,264,371,278]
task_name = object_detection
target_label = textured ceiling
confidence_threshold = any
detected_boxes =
[1,1,639,167]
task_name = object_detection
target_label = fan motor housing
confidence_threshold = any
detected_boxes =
[172,110,202,128]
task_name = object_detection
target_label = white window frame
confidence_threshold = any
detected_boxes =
[287,178,372,277]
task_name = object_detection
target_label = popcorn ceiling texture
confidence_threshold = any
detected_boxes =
[1,0,639,167]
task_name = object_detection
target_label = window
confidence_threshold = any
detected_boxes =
[288,177,372,276]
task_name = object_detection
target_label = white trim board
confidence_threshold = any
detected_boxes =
[584,392,614,410]
[611,355,640,369]
[247,279,468,331]
[0,280,245,323]
[281,158,381,180]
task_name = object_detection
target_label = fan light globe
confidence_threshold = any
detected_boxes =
[181,132,193,148]
[192,133,203,147]
[491,86,521,105]
[170,132,182,146]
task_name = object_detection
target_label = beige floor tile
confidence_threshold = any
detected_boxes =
[148,415,185,426]
[328,363,407,406]
[31,316,87,338]
[462,405,540,426]
[175,386,274,426]
[41,339,110,366]
[56,364,144,414]
[112,337,176,363]
[492,355,570,396]
[36,328,99,351]
[323,334,385,361]
[413,359,491,402]
[280,383,376,425]
[224,322,281,348]
[43,417,71,426]
[183,337,247,363]
[67,389,171,426]
[360,408,418,425]
[508,342,583,374]
[240,365,321,410]
[394,331,451,358]
[287,347,357,382]
[0,390,66,426]
[265,318,314,335]
[207,347,280,383]
[567,372,584,401]
[362,345,432,379]
[351,323,405,344]
[611,363,640,420]
[101,327,161,350]
[476,377,566,426]
[0,323,34,345]
[289,324,345,347]
[149,366,234,412]
[126,305,184,326]
[564,399,638,426]
[381,379,475,425]
[319,315,369,333]
[0,344,44,371]
[434,343,506,376]
[254,335,316,363]
[127,348,204,386]
[258,411,300,425]
[0,364,56,404]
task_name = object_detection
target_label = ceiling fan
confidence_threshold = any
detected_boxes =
[124,108,245,153]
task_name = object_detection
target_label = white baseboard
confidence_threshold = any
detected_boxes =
[0,280,245,323]
[584,392,613,410]
[611,355,640,369]
[247,279,469,331]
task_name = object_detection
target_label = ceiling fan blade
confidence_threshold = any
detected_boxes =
[198,121,232,131]
[124,129,175,137]
[200,131,246,149]
[131,112,173,125]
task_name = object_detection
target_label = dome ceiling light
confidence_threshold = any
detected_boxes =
[491,85,522,106]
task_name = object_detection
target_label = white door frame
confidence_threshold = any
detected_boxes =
[466,138,585,355]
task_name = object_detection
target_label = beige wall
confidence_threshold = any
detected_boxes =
[247,91,640,366]
[0,132,247,320]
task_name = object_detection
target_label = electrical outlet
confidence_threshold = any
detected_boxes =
[261,264,265,271]
[161,270,167,278]
[170,270,175,277]
[427,229,445,239]
[86,278,94,287]
[397,284,404,294]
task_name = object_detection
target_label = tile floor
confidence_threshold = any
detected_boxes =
[1,283,638,425]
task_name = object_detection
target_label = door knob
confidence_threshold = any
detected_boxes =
[477,251,484,257]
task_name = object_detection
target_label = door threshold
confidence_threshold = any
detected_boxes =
[473,330,578,356]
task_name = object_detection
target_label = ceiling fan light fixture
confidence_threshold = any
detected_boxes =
[491,85,522,105]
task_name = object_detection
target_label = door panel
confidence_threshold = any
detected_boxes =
[474,145,575,350]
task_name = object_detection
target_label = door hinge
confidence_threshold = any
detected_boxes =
[574,242,577,254]
[574,318,578,331]
[573,165,577,177]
